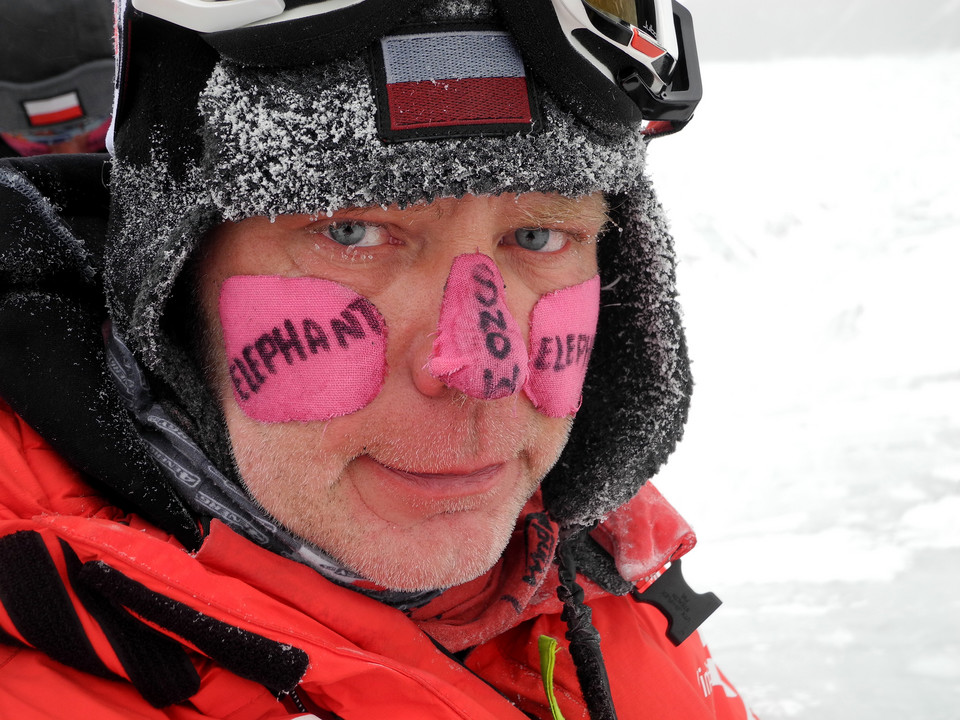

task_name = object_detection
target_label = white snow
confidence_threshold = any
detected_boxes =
[646,50,960,719]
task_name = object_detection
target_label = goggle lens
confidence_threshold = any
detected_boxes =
[583,0,639,27]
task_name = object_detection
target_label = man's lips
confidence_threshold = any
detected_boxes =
[362,456,506,499]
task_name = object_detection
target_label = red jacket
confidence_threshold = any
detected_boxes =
[0,400,754,719]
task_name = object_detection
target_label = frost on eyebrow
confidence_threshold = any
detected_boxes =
[219,275,387,422]
[511,192,611,232]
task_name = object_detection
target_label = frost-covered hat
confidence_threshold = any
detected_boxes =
[106,0,693,529]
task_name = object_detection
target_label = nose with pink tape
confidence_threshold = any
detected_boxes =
[219,275,387,422]
[524,275,600,418]
[428,253,528,400]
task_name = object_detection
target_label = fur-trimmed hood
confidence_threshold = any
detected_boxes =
[106,0,692,530]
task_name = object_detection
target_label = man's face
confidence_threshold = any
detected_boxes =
[196,192,604,590]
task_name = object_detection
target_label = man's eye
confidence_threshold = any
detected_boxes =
[511,228,567,252]
[323,222,389,247]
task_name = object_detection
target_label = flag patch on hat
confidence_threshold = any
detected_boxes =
[22,91,84,127]
[372,28,542,141]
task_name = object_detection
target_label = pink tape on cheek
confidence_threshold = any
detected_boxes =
[524,275,600,418]
[219,276,387,423]
[427,254,529,399]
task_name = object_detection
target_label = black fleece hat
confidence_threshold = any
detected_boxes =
[106,0,692,530]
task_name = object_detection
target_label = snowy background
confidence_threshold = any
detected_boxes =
[644,3,960,718]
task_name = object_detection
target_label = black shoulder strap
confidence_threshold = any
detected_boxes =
[80,559,309,694]
[0,530,198,708]
[0,531,116,681]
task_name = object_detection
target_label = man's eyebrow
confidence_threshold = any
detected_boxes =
[516,195,610,228]
[331,193,610,227]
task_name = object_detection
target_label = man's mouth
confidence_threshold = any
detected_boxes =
[364,457,507,499]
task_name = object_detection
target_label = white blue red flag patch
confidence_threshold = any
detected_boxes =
[22,91,84,127]
[372,28,541,141]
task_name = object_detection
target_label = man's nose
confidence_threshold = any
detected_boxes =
[424,253,528,400]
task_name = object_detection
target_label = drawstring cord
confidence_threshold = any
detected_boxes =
[556,525,618,720]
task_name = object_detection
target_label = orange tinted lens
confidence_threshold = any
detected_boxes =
[583,0,638,26]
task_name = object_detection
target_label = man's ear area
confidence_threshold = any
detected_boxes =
[177,222,233,390]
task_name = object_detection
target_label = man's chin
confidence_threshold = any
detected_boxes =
[335,522,512,592]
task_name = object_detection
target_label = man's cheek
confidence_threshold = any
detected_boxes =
[219,275,387,423]
[524,275,600,418]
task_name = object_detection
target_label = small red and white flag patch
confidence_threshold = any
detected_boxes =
[374,28,541,141]
[22,91,85,127]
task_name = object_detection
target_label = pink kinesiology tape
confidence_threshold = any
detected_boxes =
[524,275,600,417]
[428,254,528,400]
[219,275,387,423]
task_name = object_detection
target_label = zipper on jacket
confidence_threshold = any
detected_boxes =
[288,688,308,713]
[277,686,345,720]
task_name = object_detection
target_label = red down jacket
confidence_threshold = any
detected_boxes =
[0,399,755,720]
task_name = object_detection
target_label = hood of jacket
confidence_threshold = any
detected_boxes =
[105,0,693,531]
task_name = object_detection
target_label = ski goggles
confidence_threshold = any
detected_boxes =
[130,0,701,136]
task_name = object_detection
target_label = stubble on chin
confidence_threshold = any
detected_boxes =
[225,412,572,591]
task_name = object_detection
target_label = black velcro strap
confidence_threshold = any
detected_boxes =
[80,561,309,693]
[61,540,200,708]
[575,533,635,596]
[0,531,114,680]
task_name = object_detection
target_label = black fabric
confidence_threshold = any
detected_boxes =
[80,561,310,693]
[113,13,218,178]
[0,531,115,680]
[61,540,201,708]
[0,156,202,548]
[0,627,18,647]
[108,12,240,478]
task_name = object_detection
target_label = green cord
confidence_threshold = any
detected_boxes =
[538,635,566,720]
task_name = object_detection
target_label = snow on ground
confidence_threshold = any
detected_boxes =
[645,52,960,719]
